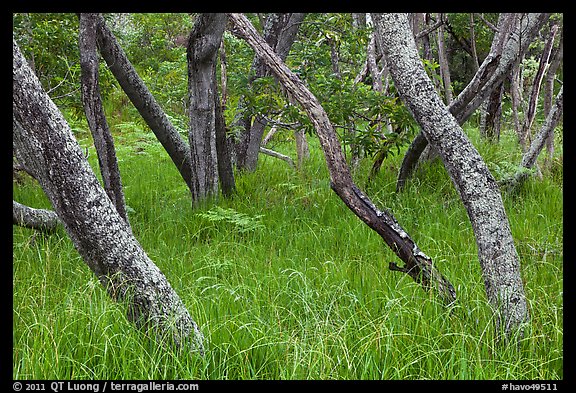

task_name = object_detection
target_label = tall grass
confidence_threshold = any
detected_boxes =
[13,125,562,379]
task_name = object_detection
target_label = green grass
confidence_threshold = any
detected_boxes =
[13,124,562,379]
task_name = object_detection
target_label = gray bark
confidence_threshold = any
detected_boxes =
[436,14,452,105]
[13,39,204,353]
[373,13,529,338]
[233,13,306,172]
[93,14,194,193]
[187,13,227,202]
[79,13,129,224]
[520,23,558,151]
[543,25,563,166]
[510,63,523,140]
[13,199,60,233]
[259,147,295,168]
[229,13,456,305]
[397,13,549,190]
[501,86,563,191]
[481,82,505,142]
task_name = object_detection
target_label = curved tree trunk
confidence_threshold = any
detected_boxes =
[229,13,456,305]
[373,13,529,338]
[13,39,204,353]
[79,13,129,224]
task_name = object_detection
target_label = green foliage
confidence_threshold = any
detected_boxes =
[13,127,563,379]
[196,206,265,234]
[13,14,563,378]
[13,14,82,110]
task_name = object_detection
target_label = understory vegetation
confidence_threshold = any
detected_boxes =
[13,122,563,379]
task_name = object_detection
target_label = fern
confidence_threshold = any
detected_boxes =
[196,206,265,233]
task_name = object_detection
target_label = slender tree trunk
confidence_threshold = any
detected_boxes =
[510,62,523,140]
[229,13,457,305]
[215,65,236,197]
[79,13,129,224]
[543,26,562,167]
[519,24,558,151]
[13,39,204,353]
[469,14,480,72]
[93,14,194,193]
[13,199,60,233]
[373,13,529,339]
[187,13,227,202]
[436,14,452,105]
[397,13,549,191]
[501,86,563,191]
[233,13,306,172]
[294,128,310,170]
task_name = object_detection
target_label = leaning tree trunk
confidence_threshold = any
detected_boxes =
[373,13,529,339]
[79,13,129,224]
[501,86,563,191]
[93,14,194,194]
[229,13,457,305]
[519,23,558,151]
[397,13,549,191]
[187,13,227,202]
[233,13,306,172]
[13,39,204,353]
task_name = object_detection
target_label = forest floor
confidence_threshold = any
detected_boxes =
[13,122,563,379]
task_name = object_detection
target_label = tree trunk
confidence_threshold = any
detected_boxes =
[481,82,505,142]
[510,62,523,140]
[229,13,457,305]
[501,86,563,191]
[519,24,558,151]
[187,13,227,202]
[13,39,204,353]
[436,14,452,105]
[79,13,129,224]
[93,14,194,193]
[469,14,480,72]
[233,13,306,172]
[397,13,549,191]
[543,26,563,167]
[373,13,529,338]
[13,199,60,233]
[294,128,310,169]
[215,58,236,198]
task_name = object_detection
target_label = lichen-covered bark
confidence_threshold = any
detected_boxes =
[397,13,549,190]
[79,13,129,224]
[13,39,204,353]
[93,14,194,193]
[187,13,227,202]
[229,13,456,305]
[502,86,563,191]
[13,199,60,233]
[373,13,529,337]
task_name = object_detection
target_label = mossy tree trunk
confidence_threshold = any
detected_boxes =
[373,13,530,338]
[13,39,204,353]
